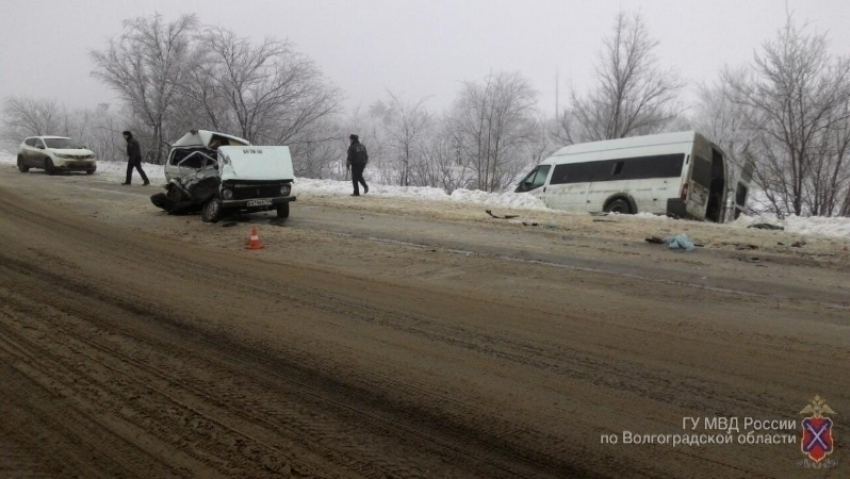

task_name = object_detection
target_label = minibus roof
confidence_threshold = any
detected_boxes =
[542,131,704,165]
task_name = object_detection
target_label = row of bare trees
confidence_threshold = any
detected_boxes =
[3,11,850,213]
[694,17,850,217]
[343,73,545,193]
[87,14,344,165]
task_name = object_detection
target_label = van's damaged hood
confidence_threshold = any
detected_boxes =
[217,146,295,182]
[172,130,250,148]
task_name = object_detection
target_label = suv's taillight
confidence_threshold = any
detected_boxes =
[680,182,689,201]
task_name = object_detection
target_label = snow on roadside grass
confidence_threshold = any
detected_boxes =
[293,177,549,211]
[732,213,850,239]
[628,210,850,238]
[0,154,167,182]
[1,154,847,238]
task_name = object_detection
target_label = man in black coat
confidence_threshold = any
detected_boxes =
[346,134,369,196]
[121,130,150,186]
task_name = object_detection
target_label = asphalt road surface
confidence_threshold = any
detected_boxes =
[0,168,847,478]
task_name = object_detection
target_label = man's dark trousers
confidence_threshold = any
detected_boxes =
[126,158,149,184]
[351,163,367,195]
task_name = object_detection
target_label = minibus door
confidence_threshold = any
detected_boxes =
[732,159,754,219]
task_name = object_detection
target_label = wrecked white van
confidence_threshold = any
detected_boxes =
[152,130,296,222]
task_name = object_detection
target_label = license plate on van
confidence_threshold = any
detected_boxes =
[246,199,272,207]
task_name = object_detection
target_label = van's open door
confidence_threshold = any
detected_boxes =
[732,160,754,219]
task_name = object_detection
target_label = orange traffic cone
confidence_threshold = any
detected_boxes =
[245,227,264,250]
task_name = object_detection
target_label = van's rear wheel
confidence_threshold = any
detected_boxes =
[605,199,632,214]
[201,199,222,223]
[276,203,290,219]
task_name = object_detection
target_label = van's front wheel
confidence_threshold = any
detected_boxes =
[605,199,632,214]
[201,199,222,223]
[276,203,290,219]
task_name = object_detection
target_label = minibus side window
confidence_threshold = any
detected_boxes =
[612,161,624,176]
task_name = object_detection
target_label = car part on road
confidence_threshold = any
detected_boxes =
[485,209,519,219]
[747,223,785,231]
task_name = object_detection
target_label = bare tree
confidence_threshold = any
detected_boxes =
[419,130,473,193]
[449,71,538,192]
[192,27,343,147]
[91,13,198,163]
[379,91,432,186]
[724,16,850,216]
[568,11,683,142]
[1,96,64,145]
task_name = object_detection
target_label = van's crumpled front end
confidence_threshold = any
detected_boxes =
[216,145,296,212]
[219,180,293,209]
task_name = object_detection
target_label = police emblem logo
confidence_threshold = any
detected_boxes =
[799,395,836,463]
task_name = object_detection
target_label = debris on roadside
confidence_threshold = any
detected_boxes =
[593,219,616,223]
[522,221,540,227]
[741,256,767,266]
[645,234,702,250]
[748,223,785,231]
[486,209,519,219]
[791,240,807,248]
[663,233,696,252]
[735,244,759,251]
[222,221,238,228]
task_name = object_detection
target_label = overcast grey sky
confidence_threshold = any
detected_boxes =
[0,0,847,116]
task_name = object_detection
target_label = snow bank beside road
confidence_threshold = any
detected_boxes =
[0,155,167,182]
[294,177,549,211]
[629,210,850,238]
[732,213,850,238]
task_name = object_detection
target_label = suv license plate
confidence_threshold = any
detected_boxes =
[246,199,273,207]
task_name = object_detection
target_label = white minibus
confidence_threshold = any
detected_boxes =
[515,131,752,221]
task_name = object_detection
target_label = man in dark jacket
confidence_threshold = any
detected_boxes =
[346,134,369,196]
[121,130,150,186]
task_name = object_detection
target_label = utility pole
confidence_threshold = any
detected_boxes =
[555,67,560,116]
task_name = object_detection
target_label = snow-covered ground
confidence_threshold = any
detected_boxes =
[2,155,848,239]
[628,210,850,238]
[293,177,548,211]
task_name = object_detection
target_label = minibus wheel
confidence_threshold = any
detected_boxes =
[605,199,631,214]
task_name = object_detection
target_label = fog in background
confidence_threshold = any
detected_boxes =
[2,0,850,216]
[1,0,847,113]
